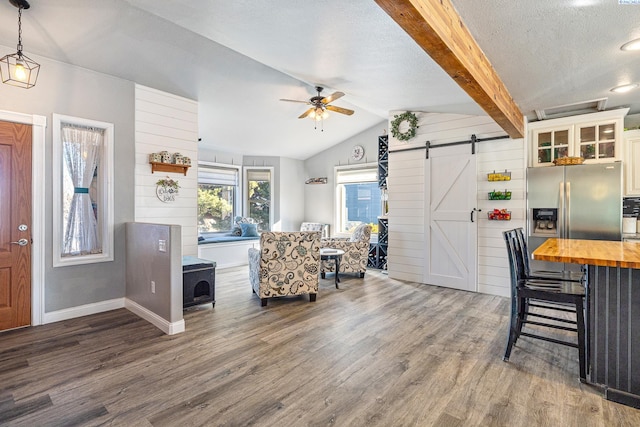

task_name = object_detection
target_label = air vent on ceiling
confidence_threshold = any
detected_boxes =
[534,98,608,121]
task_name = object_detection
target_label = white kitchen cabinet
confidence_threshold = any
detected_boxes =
[531,126,573,165]
[529,109,629,167]
[624,129,640,196]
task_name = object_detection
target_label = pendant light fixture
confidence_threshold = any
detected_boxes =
[0,0,40,89]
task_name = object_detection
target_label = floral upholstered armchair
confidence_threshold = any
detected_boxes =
[320,223,371,278]
[248,231,321,307]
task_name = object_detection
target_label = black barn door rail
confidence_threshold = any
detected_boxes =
[388,134,510,159]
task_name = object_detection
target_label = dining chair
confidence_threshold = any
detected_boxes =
[502,229,587,381]
[514,227,584,282]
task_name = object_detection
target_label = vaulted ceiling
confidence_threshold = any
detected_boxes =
[0,0,638,159]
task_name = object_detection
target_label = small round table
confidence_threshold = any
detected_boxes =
[320,248,345,288]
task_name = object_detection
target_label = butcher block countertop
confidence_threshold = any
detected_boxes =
[532,238,640,269]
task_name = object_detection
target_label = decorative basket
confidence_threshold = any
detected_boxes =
[487,170,511,181]
[553,157,584,166]
[488,209,511,221]
[488,190,512,200]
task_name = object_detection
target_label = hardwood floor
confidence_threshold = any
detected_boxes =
[1,267,639,426]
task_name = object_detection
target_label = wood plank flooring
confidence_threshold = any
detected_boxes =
[1,268,639,426]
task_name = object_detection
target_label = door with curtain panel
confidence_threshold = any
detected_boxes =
[0,120,32,331]
[424,144,478,291]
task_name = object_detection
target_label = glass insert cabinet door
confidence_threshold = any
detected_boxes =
[535,127,571,165]
[578,122,616,160]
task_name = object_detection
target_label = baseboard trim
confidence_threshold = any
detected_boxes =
[124,298,185,335]
[43,298,125,324]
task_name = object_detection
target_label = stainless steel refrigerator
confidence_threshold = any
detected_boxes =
[527,162,622,273]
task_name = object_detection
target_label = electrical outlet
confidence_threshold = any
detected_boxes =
[151,280,156,293]
[158,240,166,252]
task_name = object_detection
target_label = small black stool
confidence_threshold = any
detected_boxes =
[182,256,216,308]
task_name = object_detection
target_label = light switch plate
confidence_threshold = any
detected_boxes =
[158,240,166,252]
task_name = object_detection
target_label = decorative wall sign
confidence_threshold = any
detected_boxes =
[305,177,328,185]
[390,111,419,141]
[156,177,180,203]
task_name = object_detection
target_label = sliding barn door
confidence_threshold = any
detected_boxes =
[424,144,477,291]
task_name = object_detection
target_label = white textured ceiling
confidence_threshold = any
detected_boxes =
[0,1,638,159]
[452,0,640,121]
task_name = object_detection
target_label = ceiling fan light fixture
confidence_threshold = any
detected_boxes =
[279,85,352,131]
[610,83,639,93]
[621,38,640,51]
[0,0,39,89]
[309,106,328,121]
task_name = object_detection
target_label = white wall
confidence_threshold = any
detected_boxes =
[279,157,306,230]
[386,148,424,282]
[386,111,525,296]
[198,147,244,166]
[477,138,526,297]
[304,121,387,233]
[134,85,199,256]
[0,49,135,314]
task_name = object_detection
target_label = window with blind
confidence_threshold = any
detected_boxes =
[335,166,381,235]
[198,163,239,233]
[244,167,273,232]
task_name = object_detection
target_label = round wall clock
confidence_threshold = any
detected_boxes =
[351,145,365,161]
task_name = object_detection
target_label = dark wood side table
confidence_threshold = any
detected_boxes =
[320,248,345,288]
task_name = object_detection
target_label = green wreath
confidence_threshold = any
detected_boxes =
[390,111,419,141]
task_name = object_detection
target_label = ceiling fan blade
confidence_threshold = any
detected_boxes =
[321,91,344,105]
[326,105,354,116]
[280,98,311,104]
[298,108,314,119]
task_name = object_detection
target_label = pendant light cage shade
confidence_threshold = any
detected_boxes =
[0,52,39,88]
[1,0,39,89]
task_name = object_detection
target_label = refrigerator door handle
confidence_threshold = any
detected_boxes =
[566,181,571,238]
[559,181,565,239]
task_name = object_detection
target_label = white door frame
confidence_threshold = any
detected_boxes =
[0,109,46,326]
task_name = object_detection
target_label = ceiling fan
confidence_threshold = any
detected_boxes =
[280,86,354,126]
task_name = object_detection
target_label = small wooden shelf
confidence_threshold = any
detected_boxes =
[150,162,190,176]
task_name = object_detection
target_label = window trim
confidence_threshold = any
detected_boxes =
[52,114,114,267]
[197,161,241,235]
[334,162,379,238]
[243,166,274,231]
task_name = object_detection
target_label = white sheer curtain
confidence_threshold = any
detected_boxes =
[62,124,103,256]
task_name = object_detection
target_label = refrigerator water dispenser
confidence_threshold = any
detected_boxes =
[531,208,559,236]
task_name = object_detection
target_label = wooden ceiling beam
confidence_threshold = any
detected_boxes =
[375,0,524,139]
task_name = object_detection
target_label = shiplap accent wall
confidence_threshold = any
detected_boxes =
[477,138,526,297]
[387,148,425,283]
[134,84,198,257]
[387,111,525,296]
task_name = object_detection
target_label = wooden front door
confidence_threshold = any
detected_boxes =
[424,144,477,291]
[0,120,32,330]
